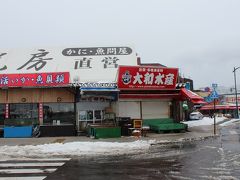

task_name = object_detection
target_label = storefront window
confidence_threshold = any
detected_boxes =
[94,110,102,120]
[78,110,103,122]
[0,104,5,126]
[79,111,87,120]
[43,103,74,125]
[7,103,39,126]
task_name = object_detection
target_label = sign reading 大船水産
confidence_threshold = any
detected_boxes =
[117,66,178,90]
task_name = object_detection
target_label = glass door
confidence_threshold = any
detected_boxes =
[77,109,104,131]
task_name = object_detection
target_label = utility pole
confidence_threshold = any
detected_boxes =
[233,67,240,119]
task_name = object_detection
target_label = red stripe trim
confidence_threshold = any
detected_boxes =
[119,93,180,99]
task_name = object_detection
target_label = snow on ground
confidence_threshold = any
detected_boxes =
[1,117,239,158]
[219,119,240,126]
[0,140,155,158]
[183,117,227,127]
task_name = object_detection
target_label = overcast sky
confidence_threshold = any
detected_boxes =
[0,0,240,89]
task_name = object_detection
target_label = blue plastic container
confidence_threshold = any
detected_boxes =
[4,126,32,138]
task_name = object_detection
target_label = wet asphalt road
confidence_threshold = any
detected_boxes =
[46,122,240,180]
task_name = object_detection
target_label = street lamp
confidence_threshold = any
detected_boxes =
[233,67,240,119]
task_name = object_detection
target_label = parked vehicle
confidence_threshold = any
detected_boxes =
[224,114,232,118]
[189,112,204,120]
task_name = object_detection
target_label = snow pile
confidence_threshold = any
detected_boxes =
[183,117,226,127]
[0,140,155,158]
[219,119,240,126]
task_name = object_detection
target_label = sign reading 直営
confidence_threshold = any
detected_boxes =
[0,46,137,84]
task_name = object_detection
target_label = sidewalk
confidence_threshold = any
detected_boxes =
[0,125,218,146]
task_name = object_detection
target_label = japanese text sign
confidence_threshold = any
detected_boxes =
[118,66,178,90]
[0,46,137,84]
[0,72,69,87]
[39,103,43,122]
[5,104,9,118]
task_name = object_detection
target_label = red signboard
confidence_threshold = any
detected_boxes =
[118,66,178,90]
[5,104,9,119]
[0,72,69,87]
[225,97,240,104]
[39,103,43,123]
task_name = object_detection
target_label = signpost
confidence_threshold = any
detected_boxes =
[210,84,219,135]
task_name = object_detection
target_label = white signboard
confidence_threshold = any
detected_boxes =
[0,46,137,84]
[78,82,117,89]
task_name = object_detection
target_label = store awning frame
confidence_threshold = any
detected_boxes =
[180,88,207,104]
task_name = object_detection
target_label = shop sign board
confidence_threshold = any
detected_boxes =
[118,66,178,90]
[0,72,69,87]
[0,46,137,85]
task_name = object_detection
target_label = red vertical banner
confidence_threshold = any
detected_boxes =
[39,103,43,124]
[5,103,9,119]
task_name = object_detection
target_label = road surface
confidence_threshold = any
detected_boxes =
[1,121,240,180]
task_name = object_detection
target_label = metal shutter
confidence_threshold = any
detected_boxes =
[118,101,141,119]
[142,101,169,119]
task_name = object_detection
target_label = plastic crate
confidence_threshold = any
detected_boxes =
[91,126,121,139]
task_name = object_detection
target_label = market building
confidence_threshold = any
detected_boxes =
[199,93,240,118]
[0,46,204,138]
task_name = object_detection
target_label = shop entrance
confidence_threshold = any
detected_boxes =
[76,101,110,132]
[78,110,104,123]
[77,110,104,130]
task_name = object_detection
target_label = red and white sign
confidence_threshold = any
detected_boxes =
[39,103,43,122]
[225,96,240,104]
[0,72,69,87]
[5,103,9,119]
[0,46,137,83]
[118,66,178,90]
